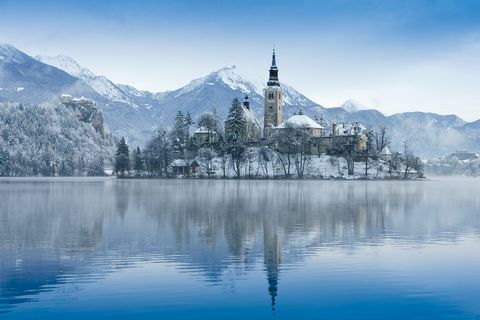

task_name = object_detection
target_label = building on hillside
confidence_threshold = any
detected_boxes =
[273,111,368,155]
[319,122,369,154]
[276,113,324,137]
[263,49,283,139]
[194,126,218,146]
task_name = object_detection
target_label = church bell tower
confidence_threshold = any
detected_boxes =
[264,49,283,138]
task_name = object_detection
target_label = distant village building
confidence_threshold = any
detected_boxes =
[448,150,478,161]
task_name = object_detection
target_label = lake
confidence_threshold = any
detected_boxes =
[1,178,479,319]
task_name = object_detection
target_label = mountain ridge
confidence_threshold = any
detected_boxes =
[1,44,480,157]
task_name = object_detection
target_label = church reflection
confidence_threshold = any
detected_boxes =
[1,179,480,314]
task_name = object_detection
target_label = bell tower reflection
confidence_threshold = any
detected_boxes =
[263,220,282,313]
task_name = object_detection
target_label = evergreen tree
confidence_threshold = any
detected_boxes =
[133,147,144,175]
[115,137,130,177]
[170,111,188,159]
[225,98,247,142]
[225,98,247,177]
[169,111,195,175]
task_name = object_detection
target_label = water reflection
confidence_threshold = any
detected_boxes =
[0,178,479,318]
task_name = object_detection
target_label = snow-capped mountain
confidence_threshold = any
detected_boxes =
[339,99,369,113]
[0,44,97,104]
[2,44,480,157]
[147,65,320,126]
[36,55,136,106]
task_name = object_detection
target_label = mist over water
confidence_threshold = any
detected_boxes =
[1,178,479,319]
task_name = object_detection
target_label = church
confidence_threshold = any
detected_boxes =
[262,49,368,154]
[221,49,368,154]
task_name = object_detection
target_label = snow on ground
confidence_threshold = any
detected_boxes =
[192,149,393,179]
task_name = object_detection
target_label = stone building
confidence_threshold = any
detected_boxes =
[194,126,218,146]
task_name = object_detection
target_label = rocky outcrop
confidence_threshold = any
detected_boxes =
[60,94,104,135]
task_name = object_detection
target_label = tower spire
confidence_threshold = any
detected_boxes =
[271,47,277,68]
[267,47,279,86]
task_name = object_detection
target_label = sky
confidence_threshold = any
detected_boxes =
[1,0,480,120]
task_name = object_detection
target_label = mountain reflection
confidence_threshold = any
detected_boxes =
[1,178,479,313]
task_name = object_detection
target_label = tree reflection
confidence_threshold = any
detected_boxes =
[1,179,479,313]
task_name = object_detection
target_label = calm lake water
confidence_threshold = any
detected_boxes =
[1,178,479,319]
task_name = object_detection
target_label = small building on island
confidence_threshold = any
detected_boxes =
[169,159,200,176]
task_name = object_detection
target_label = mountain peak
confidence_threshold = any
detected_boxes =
[35,54,95,78]
[339,99,368,113]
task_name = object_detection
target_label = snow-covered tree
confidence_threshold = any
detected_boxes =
[197,110,224,138]
[225,98,247,142]
[0,101,115,176]
[224,98,247,178]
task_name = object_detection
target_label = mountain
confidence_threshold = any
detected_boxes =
[2,44,480,157]
[0,46,157,145]
[339,99,369,113]
[147,65,319,125]
[35,55,135,105]
[0,44,98,104]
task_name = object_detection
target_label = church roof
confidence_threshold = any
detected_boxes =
[242,106,261,127]
[277,114,323,129]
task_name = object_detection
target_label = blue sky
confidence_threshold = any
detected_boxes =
[1,0,480,119]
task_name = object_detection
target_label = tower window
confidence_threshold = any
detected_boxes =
[269,105,273,111]
[268,93,274,99]
[278,93,281,99]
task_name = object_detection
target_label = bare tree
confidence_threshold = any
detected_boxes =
[373,126,389,154]
[269,124,312,178]
[198,147,217,178]
[258,146,273,178]
[327,136,357,175]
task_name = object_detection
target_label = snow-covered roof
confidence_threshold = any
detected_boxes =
[380,146,392,155]
[195,126,215,134]
[277,114,323,129]
[333,122,366,136]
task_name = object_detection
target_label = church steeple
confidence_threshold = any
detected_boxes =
[267,48,279,86]
[264,48,283,138]
[271,48,277,68]
[243,94,250,110]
